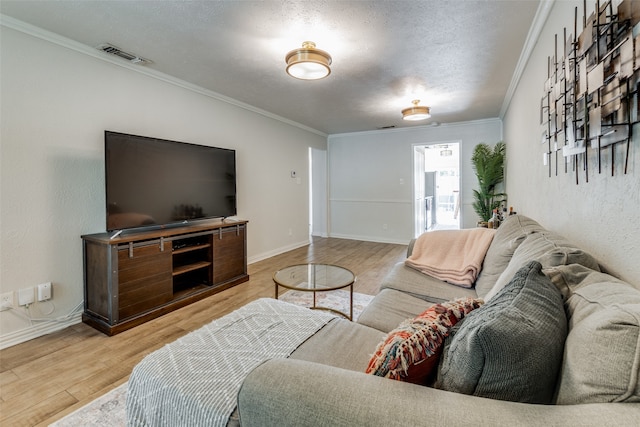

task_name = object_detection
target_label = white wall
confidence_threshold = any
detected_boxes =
[0,24,326,346]
[503,0,640,286]
[328,120,502,243]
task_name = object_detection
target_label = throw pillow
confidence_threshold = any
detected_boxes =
[435,260,567,403]
[365,297,483,384]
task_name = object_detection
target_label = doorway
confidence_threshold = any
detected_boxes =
[413,142,461,236]
[310,147,327,238]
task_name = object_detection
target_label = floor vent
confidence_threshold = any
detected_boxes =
[97,43,152,65]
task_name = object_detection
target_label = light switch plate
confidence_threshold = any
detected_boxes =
[38,282,52,301]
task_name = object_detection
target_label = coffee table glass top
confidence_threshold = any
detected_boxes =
[273,263,355,291]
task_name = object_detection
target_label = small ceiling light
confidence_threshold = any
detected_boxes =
[440,145,453,156]
[285,41,332,80]
[402,100,431,121]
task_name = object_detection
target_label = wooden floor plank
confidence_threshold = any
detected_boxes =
[66,363,131,401]
[1,390,78,427]
[0,237,408,426]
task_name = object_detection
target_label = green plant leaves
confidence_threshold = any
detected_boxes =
[471,142,506,221]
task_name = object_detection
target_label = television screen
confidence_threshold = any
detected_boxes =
[105,131,236,231]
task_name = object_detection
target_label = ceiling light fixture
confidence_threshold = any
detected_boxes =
[402,100,431,121]
[440,146,453,156]
[285,41,332,80]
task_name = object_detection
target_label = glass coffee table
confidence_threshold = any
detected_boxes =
[273,263,356,320]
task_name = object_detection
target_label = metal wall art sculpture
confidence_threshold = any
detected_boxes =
[541,0,637,183]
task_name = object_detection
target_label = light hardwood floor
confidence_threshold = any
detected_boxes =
[0,237,408,426]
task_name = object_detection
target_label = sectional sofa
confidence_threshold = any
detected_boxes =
[128,215,640,426]
[237,215,640,426]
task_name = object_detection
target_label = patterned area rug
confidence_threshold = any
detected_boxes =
[49,292,374,426]
[279,289,374,321]
[50,382,127,427]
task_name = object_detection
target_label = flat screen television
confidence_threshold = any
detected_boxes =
[105,131,237,232]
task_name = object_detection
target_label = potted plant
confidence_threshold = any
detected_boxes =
[471,141,506,223]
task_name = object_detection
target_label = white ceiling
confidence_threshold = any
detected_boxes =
[0,1,544,135]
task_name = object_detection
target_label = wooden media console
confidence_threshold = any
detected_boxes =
[81,220,248,335]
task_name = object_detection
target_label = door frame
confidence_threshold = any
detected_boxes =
[412,141,462,235]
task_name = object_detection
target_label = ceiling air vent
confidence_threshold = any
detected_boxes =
[97,43,152,65]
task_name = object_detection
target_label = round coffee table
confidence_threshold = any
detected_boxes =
[273,263,356,320]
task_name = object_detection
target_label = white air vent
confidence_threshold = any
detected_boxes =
[97,43,152,65]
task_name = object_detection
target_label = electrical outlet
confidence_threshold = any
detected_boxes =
[0,292,13,311]
[37,282,52,301]
[18,287,35,306]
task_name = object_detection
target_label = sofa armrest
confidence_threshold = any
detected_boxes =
[238,359,640,427]
[407,238,416,257]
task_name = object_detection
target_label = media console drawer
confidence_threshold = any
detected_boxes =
[82,220,249,335]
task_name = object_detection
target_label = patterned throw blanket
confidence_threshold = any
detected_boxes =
[405,228,496,288]
[127,298,336,426]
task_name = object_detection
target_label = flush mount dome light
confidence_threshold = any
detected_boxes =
[402,99,431,121]
[285,41,332,80]
[440,145,453,156]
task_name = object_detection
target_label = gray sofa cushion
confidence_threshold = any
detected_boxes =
[357,288,435,333]
[483,232,600,301]
[474,214,531,297]
[545,264,640,404]
[435,261,567,403]
[291,318,385,371]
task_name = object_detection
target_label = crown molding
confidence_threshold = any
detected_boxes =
[0,14,328,138]
[499,0,555,118]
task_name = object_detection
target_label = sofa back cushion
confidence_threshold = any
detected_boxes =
[545,264,640,404]
[435,261,567,403]
[483,231,600,301]
[475,215,541,297]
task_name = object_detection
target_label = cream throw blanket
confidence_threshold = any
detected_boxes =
[127,298,336,427]
[405,228,496,288]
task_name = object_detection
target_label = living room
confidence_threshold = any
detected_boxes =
[1,0,639,424]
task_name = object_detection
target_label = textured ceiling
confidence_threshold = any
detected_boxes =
[0,1,542,134]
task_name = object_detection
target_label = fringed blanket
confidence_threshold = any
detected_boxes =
[127,298,336,427]
[405,228,496,288]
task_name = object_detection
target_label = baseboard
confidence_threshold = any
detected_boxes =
[248,239,310,264]
[328,233,409,245]
[0,312,83,350]
[247,235,407,262]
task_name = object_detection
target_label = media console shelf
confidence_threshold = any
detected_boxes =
[81,220,248,335]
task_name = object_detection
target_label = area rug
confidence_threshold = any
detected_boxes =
[50,382,127,427]
[278,289,374,321]
[49,292,373,426]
